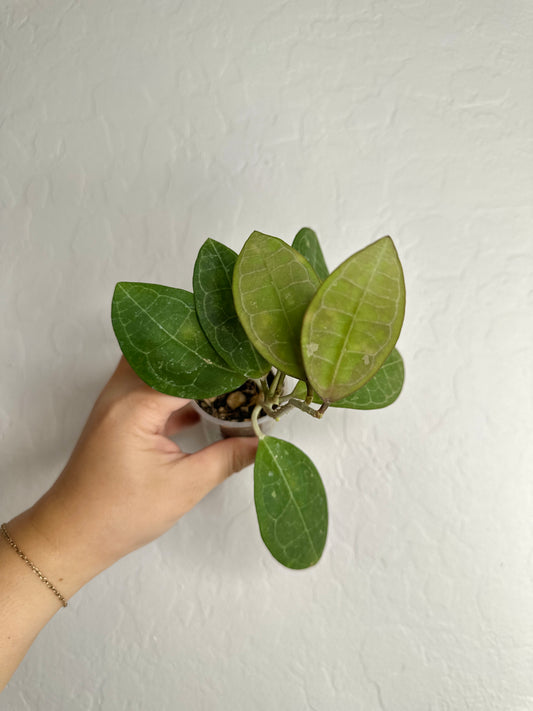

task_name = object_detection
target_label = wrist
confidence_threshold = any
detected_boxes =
[7,491,116,602]
[0,495,112,690]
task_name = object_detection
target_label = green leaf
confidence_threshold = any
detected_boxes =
[292,227,329,281]
[111,282,246,399]
[254,436,328,569]
[233,231,321,380]
[301,236,405,402]
[193,239,270,379]
[292,348,405,410]
[331,348,404,409]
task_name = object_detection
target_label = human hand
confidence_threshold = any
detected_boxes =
[8,357,258,599]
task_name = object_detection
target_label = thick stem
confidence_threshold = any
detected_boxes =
[317,400,330,417]
[263,401,294,420]
[287,398,328,419]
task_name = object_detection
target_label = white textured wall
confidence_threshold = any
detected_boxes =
[2,1,532,709]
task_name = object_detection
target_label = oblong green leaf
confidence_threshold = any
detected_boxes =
[292,227,329,281]
[233,231,321,380]
[301,236,405,402]
[254,436,328,569]
[111,282,246,399]
[292,348,405,410]
[193,239,270,379]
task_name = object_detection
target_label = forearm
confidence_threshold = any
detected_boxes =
[0,503,110,690]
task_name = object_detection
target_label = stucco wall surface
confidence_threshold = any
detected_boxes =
[1,1,532,709]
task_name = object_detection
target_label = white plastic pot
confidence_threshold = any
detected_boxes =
[190,399,276,443]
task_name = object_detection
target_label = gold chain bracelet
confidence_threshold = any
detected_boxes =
[1,523,68,608]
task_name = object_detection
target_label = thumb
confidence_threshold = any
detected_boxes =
[184,436,259,500]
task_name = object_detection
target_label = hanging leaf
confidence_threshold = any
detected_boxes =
[111,282,245,399]
[254,436,328,570]
[301,236,405,402]
[193,239,270,379]
[292,227,329,281]
[233,231,321,380]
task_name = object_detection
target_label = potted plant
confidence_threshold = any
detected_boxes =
[111,228,406,570]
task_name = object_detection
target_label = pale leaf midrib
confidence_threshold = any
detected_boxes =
[243,244,314,372]
[264,439,320,561]
[119,285,234,372]
[327,240,396,390]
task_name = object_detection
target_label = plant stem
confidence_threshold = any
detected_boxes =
[287,398,328,419]
[268,370,282,399]
[317,400,330,417]
[251,404,265,439]
[278,381,300,403]
[274,372,286,399]
[263,401,294,420]
[305,380,314,405]
[258,371,326,424]
[259,376,270,400]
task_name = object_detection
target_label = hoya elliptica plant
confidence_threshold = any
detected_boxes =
[111,229,406,570]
